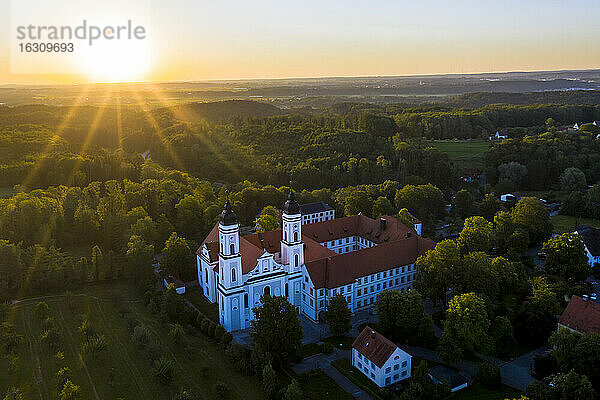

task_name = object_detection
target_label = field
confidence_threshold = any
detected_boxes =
[0,282,265,400]
[551,214,600,234]
[425,140,489,170]
[0,187,15,198]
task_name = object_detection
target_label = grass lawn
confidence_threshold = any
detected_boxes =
[425,139,489,170]
[299,343,322,359]
[331,358,383,400]
[0,186,15,198]
[182,286,219,322]
[448,383,521,400]
[1,281,264,400]
[551,214,600,234]
[298,370,353,400]
[322,335,354,350]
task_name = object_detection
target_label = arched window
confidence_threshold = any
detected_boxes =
[244,293,249,308]
[231,268,237,282]
[205,269,208,283]
[230,243,235,254]
[284,231,288,241]
[293,231,298,242]
[294,254,299,268]
[264,286,271,297]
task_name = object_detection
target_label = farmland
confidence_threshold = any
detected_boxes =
[0,282,265,400]
[425,139,489,170]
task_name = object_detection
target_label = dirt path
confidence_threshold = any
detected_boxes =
[20,311,46,400]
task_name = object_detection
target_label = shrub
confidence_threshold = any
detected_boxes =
[221,332,233,345]
[215,325,226,341]
[173,388,195,400]
[533,353,557,379]
[144,342,162,363]
[82,335,107,355]
[153,356,175,384]
[132,325,151,345]
[40,329,61,349]
[321,342,334,354]
[475,362,501,388]
[35,302,50,319]
[213,382,228,399]
[201,319,211,335]
[168,324,186,344]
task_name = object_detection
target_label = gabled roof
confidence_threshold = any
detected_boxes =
[302,214,413,244]
[299,202,334,215]
[559,295,600,334]
[576,225,600,257]
[352,326,402,368]
[305,235,434,289]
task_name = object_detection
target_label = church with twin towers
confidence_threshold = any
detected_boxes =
[196,189,433,332]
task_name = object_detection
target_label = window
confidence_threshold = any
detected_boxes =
[385,377,391,385]
[371,373,375,379]
[230,243,235,254]
[383,282,386,289]
[401,361,407,368]
[357,300,362,307]
[294,254,299,267]
[319,289,324,296]
[401,370,407,377]
[377,283,381,290]
[340,286,344,294]
[244,293,249,308]
[231,268,237,282]
[285,283,289,297]
[293,231,298,242]
[394,364,399,370]
[357,362,362,369]
[385,367,391,373]
[264,286,270,296]
[319,300,324,307]
[383,271,387,278]
[394,374,399,380]
[357,289,362,296]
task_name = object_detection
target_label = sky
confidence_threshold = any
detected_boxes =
[0,0,599,84]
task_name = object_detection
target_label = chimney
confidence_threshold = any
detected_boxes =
[379,218,387,231]
[406,231,412,238]
[370,330,375,338]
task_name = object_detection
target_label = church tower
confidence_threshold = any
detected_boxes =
[218,200,244,331]
[281,189,304,272]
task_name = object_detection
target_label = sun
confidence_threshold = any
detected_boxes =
[77,39,151,83]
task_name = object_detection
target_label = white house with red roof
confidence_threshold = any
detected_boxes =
[196,190,434,332]
[558,295,600,334]
[352,326,412,387]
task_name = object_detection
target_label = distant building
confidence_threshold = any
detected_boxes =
[500,193,520,203]
[352,326,412,387]
[163,275,186,294]
[489,131,508,141]
[575,225,600,267]
[300,202,335,225]
[428,365,469,392]
[558,295,600,334]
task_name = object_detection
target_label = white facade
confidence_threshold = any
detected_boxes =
[352,347,411,387]
[300,203,335,225]
[301,264,417,322]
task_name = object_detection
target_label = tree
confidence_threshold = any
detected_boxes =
[326,295,351,336]
[396,208,415,229]
[376,289,434,345]
[498,162,528,188]
[453,190,474,219]
[250,295,302,368]
[3,387,25,400]
[475,362,501,388]
[168,323,186,344]
[372,196,395,218]
[416,240,460,306]
[515,277,560,347]
[126,235,154,281]
[262,361,277,400]
[130,216,158,246]
[549,370,596,400]
[161,232,194,281]
[395,184,445,223]
[283,379,302,400]
[175,194,203,237]
[457,216,493,254]
[479,194,501,221]
[511,197,552,246]
[560,167,587,193]
[454,252,499,300]
[254,206,279,233]
[437,293,491,364]
[542,233,589,283]
[58,380,81,400]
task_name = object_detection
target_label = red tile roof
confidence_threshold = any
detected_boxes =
[352,326,399,368]
[302,214,413,244]
[305,235,433,288]
[559,295,600,334]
